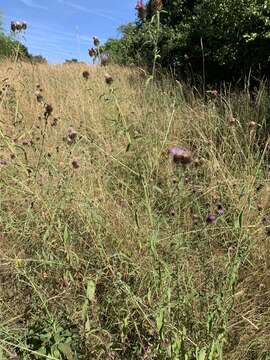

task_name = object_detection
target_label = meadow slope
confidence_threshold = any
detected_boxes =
[0,61,270,359]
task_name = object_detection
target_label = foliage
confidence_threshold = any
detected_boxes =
[105,0,270,83]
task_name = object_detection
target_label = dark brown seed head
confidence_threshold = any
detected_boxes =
[44,104,53,117]
[105,74,113,85]
[66,127,77,144]
[72,159,80,169]
[82,70,90,79]
[88,47,96,57]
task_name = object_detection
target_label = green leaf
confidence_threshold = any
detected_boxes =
[197,348,207,360]
[58,343,74,360]
[156,308,165,337]
[86,279,96,301]
[234,209,243,229]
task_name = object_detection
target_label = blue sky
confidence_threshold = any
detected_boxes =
[0,0,136,63]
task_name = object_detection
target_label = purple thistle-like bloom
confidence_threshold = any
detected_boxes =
[206,214,216,223]
[0,159,8,165]
[100,53,109,66]
[217,204,225,216]
[136,0,147,19]
[168,147,188,156]
[168,146,192,165]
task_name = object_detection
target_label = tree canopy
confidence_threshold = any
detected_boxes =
[105,0,270,83]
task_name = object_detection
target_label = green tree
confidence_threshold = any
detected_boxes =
[105,0,270,84]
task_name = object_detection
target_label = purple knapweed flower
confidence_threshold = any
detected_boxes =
[136,0,147,19]
[0,159,8,165]
[206,214,216,223]
[168,147,192,165]
[100,53,109,66]
[217,204,225,216]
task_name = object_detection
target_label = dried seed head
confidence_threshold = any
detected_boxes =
[44,103,53,117]
[35,91,43,103]
[249,121,257,129]
[93,36,100,46]
[151,0,163,11]
[72,159,80,169]
[66,127,77,144]
[11,21,27,32]
[11,21,16,32]
[51,118,58,127]
[105,74,113,85]
[82,70,90,79]
[228,116,237,125]
[88,47,96,57]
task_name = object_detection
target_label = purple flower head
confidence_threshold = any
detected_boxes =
[136,0,145,9]
[168,146,192,165]
[168,147,188,156]
[217,204,225,216]
[206,214,216,223]
[136,0,147,19]
[0,159,8,165]
[100,53,109,66]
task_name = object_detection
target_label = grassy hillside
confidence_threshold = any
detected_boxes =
[0,61,270,359]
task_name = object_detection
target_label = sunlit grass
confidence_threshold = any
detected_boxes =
[0,60,270,359]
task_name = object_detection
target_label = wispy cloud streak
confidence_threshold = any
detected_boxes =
[57,0,119,22]
[19,0,48,10]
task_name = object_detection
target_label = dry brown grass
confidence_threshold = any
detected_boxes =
[0,60,270,359]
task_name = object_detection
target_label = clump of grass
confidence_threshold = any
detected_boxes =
[0,59,270,359]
